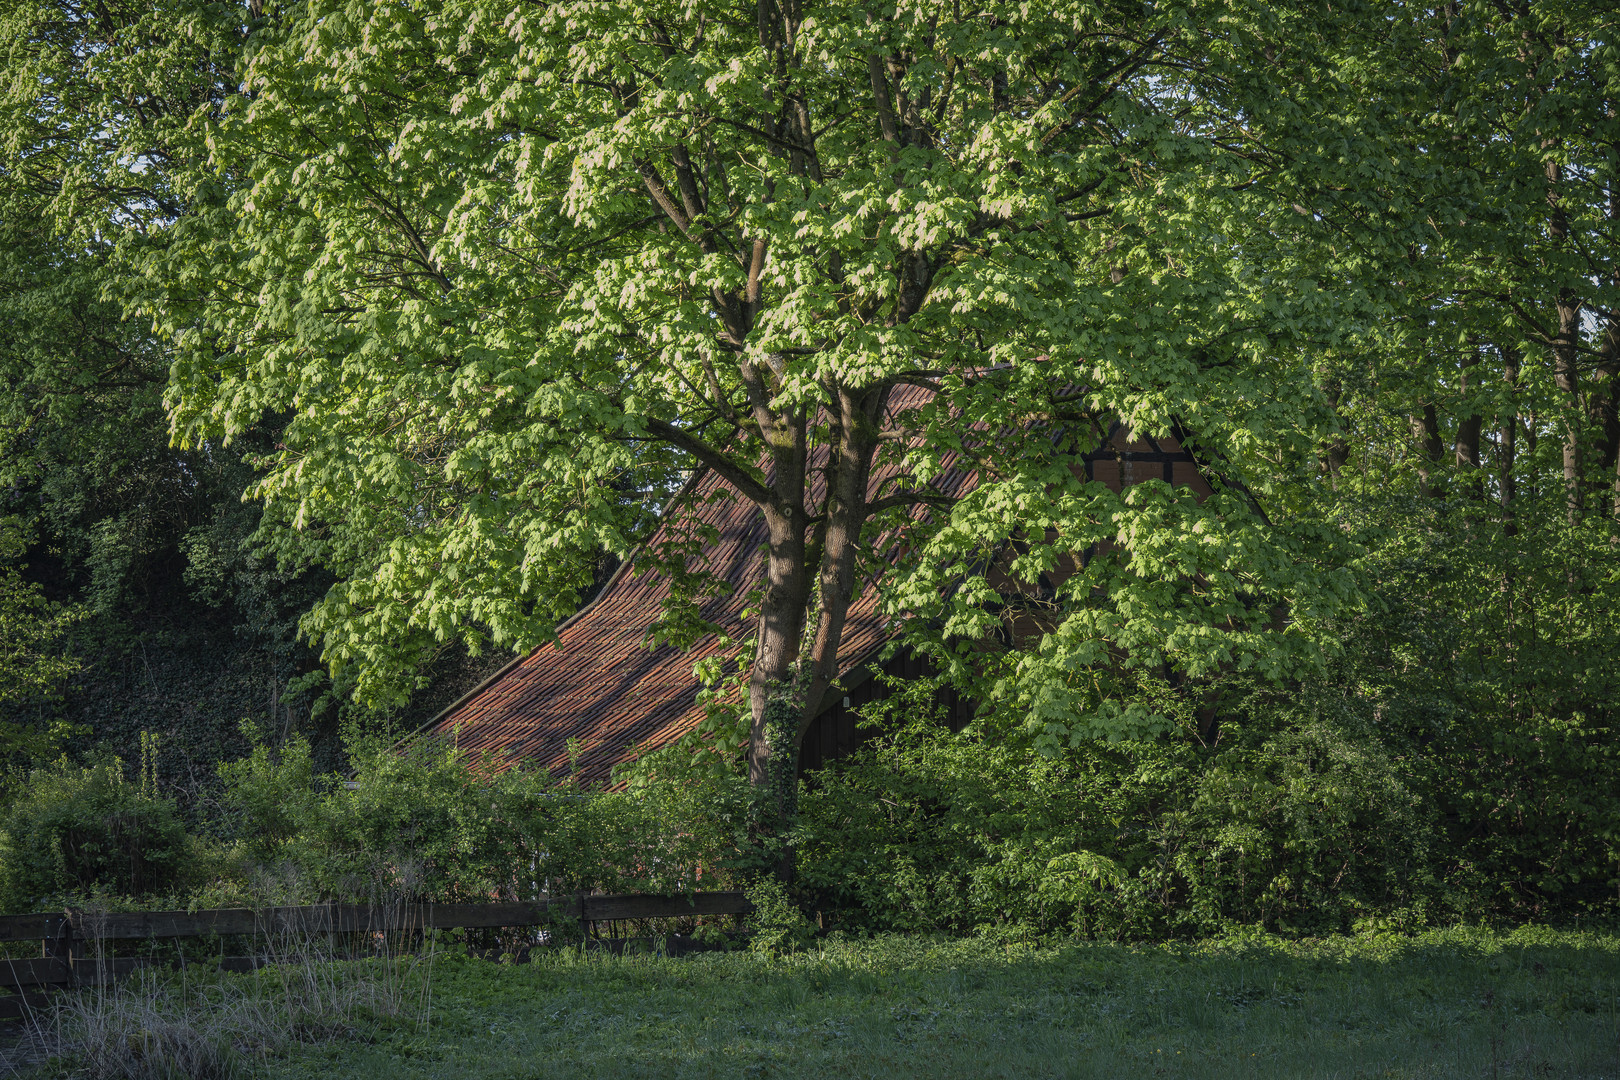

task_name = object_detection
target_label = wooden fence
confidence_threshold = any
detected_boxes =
[0,891,752,1016]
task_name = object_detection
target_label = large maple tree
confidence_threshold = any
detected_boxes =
[144,0,1406,790]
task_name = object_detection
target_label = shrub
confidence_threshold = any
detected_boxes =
[744,876,817,955]
[794,681,1438,939]
[0,757,193,911]
[216,735,321,865]
[1320,494,1620,922]
[217,734,749,903]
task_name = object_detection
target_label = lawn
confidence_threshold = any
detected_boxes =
[260,927,1617,1080]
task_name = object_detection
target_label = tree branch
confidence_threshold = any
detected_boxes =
[642,416,775,507]
[867,489,958,515]
[636,159,706,249]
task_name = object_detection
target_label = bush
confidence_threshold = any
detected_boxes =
[217,734,750,903]
[789,491,1620,940]
[794,680,1438,939]
[0,757,193,911]
[216,735,321,865]
[744,876,817,955]
[1319,495,1620,922]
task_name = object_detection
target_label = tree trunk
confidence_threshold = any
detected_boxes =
[1606,130,1620,527]
[1455,345,1483,499]
[1546,158,1583,524]
[744,393,883,784]
[747,498,811,792]
[1598,359,1620,528]
[801,387,882,722]
[1553,295,1583,525]
[739,390,884,883]
[1500,348,1520,535]
[1411,403,1444,498]
[1601,170,1620,527]
[1613,416,1620,530]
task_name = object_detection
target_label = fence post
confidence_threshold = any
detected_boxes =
[42,914,74,987]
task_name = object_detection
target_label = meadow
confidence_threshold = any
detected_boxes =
[148,927,1620,1080]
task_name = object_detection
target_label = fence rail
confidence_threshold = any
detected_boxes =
[0,890,752,1012]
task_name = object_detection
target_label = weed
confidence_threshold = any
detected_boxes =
[19,899,434,1079]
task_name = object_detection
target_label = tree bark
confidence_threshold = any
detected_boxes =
[1411,403,1444,498]
[1553,296,1583,525]
[1602,171,1620,527]
[1455,345,1484,500]
[799,385,885,737]
[1499,347,1521,535]
[1598,354,1620,528]
[1546,158,1583,524]
[746,427,811,792]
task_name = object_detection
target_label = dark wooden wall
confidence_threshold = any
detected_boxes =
[797,649,973,776]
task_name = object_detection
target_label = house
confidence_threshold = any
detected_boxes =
[423,402,1221,785]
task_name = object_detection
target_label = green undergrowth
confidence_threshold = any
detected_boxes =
[243,927,1620,1080]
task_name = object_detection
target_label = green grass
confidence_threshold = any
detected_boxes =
[262,927,1619,1080]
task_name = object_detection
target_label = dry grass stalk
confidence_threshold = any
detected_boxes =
[20,894,435,1080]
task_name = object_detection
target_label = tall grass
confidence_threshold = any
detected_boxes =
[16,899,435,1080]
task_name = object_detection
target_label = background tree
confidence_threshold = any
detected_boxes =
[0,0,479,792]
[1271,1,1620,916]
[0,516,82,779]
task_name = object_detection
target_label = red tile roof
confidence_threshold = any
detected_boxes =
[426,388,1216,784]
[428,387,973,784]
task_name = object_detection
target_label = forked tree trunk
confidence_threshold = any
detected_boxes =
[745,390,884,811]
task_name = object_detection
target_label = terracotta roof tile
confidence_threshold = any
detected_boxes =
[426,391,1211,784]
[430,386,967,783]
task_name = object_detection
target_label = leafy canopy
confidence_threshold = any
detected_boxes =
[148,0,1396,746]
